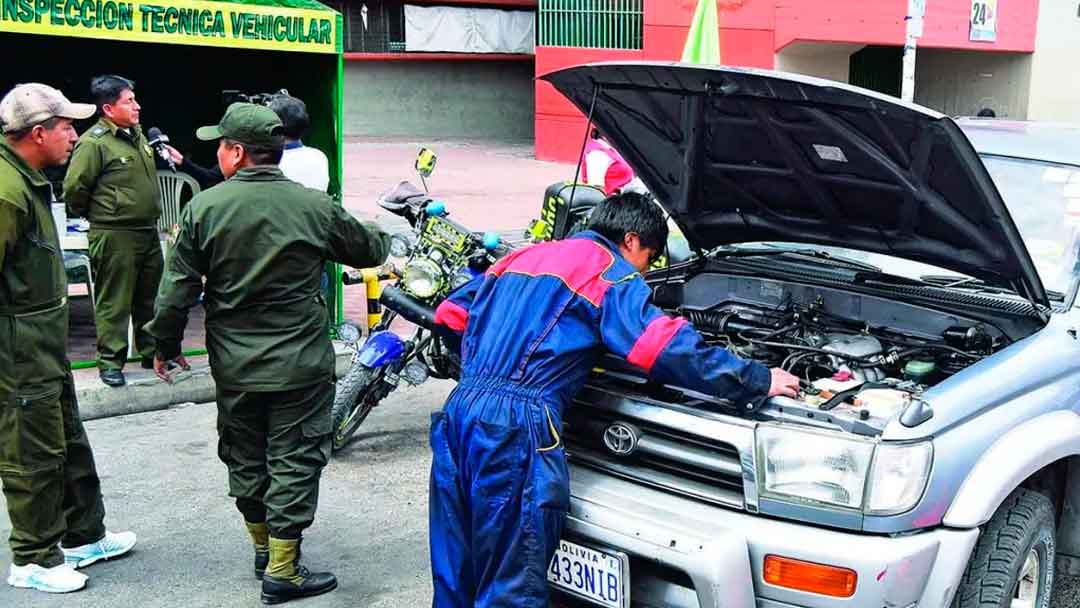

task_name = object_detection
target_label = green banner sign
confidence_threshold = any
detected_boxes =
[0,0,340,53]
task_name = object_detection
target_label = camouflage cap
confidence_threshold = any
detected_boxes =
[196,102,284,148]
[0,83,96,134]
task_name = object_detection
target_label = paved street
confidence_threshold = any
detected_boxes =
[342,137,573,232]
[0,381,452,608]
[3,380,1080,607]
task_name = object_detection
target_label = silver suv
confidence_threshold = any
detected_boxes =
[541,63,1080,608]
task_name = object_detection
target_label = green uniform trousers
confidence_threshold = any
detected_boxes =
[0,373,106,567]
[88,228,164,370]
[216,381,333,539]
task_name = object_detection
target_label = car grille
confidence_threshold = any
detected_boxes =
[565,385,749,510]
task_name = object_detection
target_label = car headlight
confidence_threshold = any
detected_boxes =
[757,425,932,515]
[402,258,444,299]
[389,232,414,258]
[866,441,933,515]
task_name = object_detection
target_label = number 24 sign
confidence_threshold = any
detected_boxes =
[970,0,997,42]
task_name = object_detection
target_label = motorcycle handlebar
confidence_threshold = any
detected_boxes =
[342,271,365,285]
[342,267,397,285]
[380,285,438,330]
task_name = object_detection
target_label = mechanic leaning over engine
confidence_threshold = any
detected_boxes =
[428,192,801,607]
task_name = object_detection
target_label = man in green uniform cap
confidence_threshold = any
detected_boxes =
[146,102,390,605]
[0,83,137,595]
[63,75,162,387]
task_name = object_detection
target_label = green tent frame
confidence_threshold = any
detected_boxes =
[1,0,347,367]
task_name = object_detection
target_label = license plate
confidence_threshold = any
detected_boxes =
[547,539,629,608]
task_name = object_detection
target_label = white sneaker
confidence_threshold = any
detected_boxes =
[61,530,137,569]
[7,562,87,593]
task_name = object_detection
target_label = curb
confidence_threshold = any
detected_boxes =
[77,342,354,422]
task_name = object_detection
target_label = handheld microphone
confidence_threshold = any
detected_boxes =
[147,127,176,172]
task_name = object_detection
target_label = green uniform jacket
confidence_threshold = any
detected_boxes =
[0,143,69,402]
[146,166,390,392]
[62,118,160,229]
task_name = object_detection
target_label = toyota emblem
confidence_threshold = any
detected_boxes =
[603,422,639,456]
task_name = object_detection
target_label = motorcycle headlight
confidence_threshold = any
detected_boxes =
[450,268,476,290]
[389,232,414,258]
[757,425,932,514]
[402,258,444,299]
[336,322,361,345]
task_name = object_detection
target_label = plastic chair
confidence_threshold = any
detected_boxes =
[156,170,201,235]
[138,171,198,358]
[63,251,95,314]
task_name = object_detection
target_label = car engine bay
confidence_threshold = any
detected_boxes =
[678,300,996,426]
[594,269,1036,435]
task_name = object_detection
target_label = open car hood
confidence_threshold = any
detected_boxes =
[541,62,1048,307]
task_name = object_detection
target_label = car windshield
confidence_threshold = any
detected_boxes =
[726,155,1080,300]
[983,155,1080,297]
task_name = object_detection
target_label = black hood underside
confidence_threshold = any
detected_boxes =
[541,62,1047,307]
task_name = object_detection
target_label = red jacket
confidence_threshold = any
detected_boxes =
[581,137,635,196]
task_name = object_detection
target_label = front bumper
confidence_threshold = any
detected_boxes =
[560,465,979,608]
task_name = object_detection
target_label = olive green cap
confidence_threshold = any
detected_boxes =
[196,102,284,148]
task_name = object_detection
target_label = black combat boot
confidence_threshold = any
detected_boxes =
[245,521,270,579]
[260,537,337,605]
[99,369,125,387]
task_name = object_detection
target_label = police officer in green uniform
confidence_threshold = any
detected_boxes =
[146,103,389,605]
[0,83,136,595]
[63,75,163,387]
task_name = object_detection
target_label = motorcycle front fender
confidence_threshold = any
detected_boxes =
[356,331,407,368]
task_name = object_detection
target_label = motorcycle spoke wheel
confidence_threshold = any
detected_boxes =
[331,367,386,452]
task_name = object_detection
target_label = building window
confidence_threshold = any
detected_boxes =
[324,0,407,53]
[538,0,643,50]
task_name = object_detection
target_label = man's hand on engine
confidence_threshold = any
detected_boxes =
[767,368,800,398]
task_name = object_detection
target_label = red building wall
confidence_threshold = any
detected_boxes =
[535,0,1039,162]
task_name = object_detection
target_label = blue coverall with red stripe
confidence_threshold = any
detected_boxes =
[429,230,770,607]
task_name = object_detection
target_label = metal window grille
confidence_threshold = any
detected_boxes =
[328,0,406,53]
[539,0,644,50]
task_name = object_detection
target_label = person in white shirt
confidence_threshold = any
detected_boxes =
[268,95,330,192]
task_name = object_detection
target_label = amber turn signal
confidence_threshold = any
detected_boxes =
[763,555,857,598]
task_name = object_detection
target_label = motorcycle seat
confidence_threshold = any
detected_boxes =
[379,181,429,213]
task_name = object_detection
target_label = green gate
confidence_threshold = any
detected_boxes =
[538,0,644,50]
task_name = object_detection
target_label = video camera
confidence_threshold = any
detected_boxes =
[221,88,291,107]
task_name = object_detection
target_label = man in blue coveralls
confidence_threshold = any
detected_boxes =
[429,192,800,607]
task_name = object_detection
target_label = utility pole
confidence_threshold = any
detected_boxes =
[901,0,926,102]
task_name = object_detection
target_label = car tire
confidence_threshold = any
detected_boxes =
[952,488,1056,608]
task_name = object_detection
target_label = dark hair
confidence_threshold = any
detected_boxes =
[5,116,62,141]
[267,95,310,140]
[586,191,668,251]
[590,127,601,139]
[222,138,284,166]
[976,107,996,118]
[90,75,134,111]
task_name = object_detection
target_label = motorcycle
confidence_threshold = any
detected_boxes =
[524,181,607,244]
[525,180,692,269]
[331,151,508,451]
